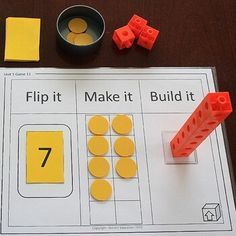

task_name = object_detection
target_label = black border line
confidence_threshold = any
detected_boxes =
[75,81,82,226]
[138,80,154,224]
[0,77,6,233]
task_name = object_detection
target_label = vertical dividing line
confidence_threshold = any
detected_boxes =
[132,114,143,224]
[74,81,82,225]
[214,131,229,224]
[138,80,154,224]
[85,115,92,225]
[0,77,6,231]
[8,78,13,227]
[84,114,92,225]
[108,114,117,224]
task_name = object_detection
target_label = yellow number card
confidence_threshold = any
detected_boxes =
[4,17,41,62]
[26,131,64,184]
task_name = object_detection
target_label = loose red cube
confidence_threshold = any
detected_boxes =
[137,25,159,50]
[128,14,148,38]
[112,25,135,50]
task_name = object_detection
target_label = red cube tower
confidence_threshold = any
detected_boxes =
[170,92,233,157]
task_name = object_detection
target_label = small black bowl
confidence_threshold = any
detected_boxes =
[56,5,105,55]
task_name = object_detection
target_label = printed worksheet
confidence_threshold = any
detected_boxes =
[0,67,235,235]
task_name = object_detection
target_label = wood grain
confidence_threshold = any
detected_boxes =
[0,0,235,182]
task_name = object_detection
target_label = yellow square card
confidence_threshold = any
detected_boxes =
[26,131,64,184]
[4,17,41,62]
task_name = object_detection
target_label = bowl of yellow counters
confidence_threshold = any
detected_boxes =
[56,5,105,55]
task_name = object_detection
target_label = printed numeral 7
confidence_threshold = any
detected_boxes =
[38,147,52,167]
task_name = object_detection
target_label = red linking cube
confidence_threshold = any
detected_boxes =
[170,92,233,157]
[112,25,135,50]
[137,25,159,50]
[128,14,148,38]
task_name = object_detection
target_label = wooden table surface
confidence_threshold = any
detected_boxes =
[0,0,235,183]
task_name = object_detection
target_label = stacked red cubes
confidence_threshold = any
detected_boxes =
[112,14,159,50]
[170,92,233,157]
